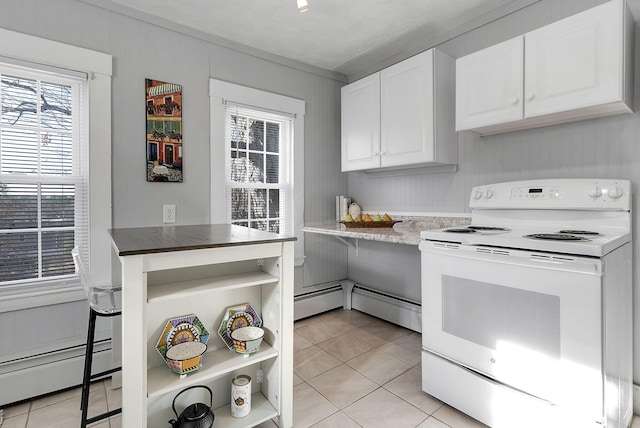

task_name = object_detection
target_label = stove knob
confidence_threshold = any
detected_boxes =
[588,186,602,198]
[485,189,494,199]
[474,190,483,200]
[608,186,624,199]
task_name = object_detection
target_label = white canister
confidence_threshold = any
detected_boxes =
[231,375,252,418]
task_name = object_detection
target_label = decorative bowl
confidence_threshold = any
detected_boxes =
[230,326,264,354]
[164,341,207,374]
[156,314,210,375]
[218,303,262,351]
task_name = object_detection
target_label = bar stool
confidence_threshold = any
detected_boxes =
[71,247,123,428]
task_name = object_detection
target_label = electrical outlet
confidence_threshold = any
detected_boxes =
[163,205,176,223]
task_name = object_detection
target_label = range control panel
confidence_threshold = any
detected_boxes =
[469,179,631,210]
[510,186,563,200]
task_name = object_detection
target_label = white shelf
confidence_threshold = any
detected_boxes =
[148,344,279,398]
[114,227,293,427]
[148,271,279,303]
[213,392,278,428]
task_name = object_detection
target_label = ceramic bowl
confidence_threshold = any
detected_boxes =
[231,326,264,354]
[164,341,207,374]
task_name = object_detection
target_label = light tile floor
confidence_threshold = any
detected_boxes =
[2,309,640,428]
[1,378,121,428]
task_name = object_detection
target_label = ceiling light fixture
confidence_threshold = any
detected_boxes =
[297,0,309,13]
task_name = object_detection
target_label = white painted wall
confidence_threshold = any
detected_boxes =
[0,0,347,402]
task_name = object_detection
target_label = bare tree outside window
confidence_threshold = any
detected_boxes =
[0,71,78,284]
[228,111,285,234]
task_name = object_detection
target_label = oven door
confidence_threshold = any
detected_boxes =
[420,240,603,421]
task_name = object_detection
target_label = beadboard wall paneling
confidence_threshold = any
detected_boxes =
[348,240,421,303]
[0,301,110,365]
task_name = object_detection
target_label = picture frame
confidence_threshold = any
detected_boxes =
[145,79,183,182]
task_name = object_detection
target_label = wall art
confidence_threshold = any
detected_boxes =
[146,79,183,182]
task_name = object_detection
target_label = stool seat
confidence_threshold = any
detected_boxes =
[72,247,122,315]
[72,247,122,428]
[86,285,122,315]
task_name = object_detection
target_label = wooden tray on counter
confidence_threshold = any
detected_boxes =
[339,220,402,228]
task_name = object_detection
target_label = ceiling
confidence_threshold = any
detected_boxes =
[101,0,637,79]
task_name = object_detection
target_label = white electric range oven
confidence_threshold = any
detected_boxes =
[420,179,632,428]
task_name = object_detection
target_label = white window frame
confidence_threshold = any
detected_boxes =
[209,79,305,265]
[0,29,112,311]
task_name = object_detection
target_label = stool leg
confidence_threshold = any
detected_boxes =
[80,308,97,428]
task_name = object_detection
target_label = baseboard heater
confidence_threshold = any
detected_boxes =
[294,283,344,320]
[0,341,112,407]
[351,284,421,332]
[293,281,423,333]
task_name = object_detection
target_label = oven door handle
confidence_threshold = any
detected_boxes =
[419,241,603,275]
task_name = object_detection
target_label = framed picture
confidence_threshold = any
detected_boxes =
[145,79,183,182]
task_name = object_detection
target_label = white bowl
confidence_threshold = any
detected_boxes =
[164,341,207,374]
[231,326,264,354]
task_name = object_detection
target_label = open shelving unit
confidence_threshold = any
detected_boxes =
[111,225,294,428]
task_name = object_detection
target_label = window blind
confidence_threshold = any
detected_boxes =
[224,103,294,237]
[0,62,88,287]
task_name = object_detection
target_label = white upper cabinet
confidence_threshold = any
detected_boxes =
[524,0,625,117]
[456,37,524,131]
[342,49,456,172]
[456,0,634,135]
[380,50,436,168]
[341,73,381,171]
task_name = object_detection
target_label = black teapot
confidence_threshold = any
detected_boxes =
[168,385,215,428]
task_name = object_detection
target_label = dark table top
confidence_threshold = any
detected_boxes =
[110,224,296,256]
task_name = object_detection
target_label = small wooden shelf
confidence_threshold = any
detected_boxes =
[147,344,279,398]
[147,271,279,303]
[212,392,278,427]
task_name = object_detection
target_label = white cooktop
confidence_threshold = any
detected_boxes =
[421,179,632,257]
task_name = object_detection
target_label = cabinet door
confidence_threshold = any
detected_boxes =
[380,50,434,168]
[341,74,380,172]
[456,37,524,131]
[524,0,622,118]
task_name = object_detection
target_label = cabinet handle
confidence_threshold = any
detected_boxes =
[526,93,535,101]
[510,96,520,106]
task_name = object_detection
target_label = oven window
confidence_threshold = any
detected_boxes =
[442,275,561,359]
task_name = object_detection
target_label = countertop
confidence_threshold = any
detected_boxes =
[303,215,470,246]
[110,224,296,256]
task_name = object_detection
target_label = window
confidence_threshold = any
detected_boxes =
[0,28,111,310]
[226,105,292,235]
[0,63,87,285]
[210,79,305,265]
